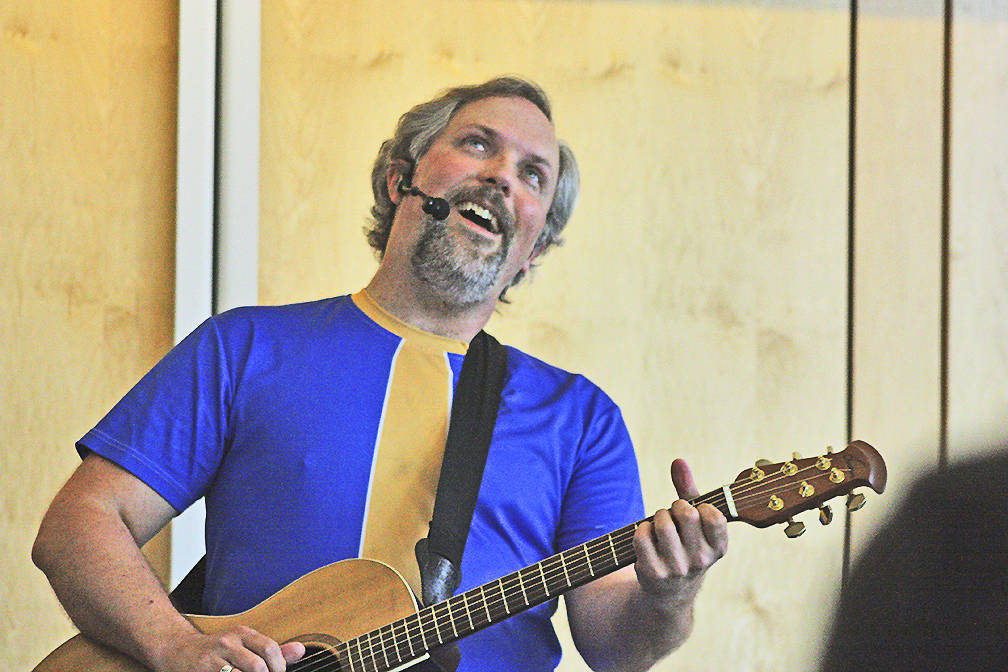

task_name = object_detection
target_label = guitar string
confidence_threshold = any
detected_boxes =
[285,460,854,671]
[332,464,852,672]
[719,463,853,511]
[322,528,646,672]
[346,471,846,672]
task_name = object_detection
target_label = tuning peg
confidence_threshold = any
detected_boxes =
[826,445,834,454]
[847,492,866,511]
[784,518,806,538]
[792,451,802,460]
[755,458,773,468]
[819,505,834,526]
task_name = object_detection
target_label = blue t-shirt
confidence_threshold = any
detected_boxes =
[78,295,644,672]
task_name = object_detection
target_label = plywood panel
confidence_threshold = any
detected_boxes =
[849,4,944,556]
[948,4,1008,457]
[260,2,849,670]
[0,3,177,667]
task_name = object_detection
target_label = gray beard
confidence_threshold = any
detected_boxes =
[410,216,512,308]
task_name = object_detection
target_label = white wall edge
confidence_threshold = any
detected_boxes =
[171,0,217,586]
[215,0,261,312]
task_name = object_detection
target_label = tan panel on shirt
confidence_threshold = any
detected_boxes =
[353,291,468,594]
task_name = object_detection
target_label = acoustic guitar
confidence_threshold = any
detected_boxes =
[33,440,886,672]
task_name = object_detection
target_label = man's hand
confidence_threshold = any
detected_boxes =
[159,627,305,672]
[631,458,728,611]
[565,457,728,671]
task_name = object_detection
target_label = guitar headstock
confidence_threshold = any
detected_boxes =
[726,440,886,532]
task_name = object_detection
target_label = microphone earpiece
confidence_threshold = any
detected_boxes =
[398,181,451,221]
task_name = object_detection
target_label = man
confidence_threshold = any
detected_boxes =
[33,77,727,672]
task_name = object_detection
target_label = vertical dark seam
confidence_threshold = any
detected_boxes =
[211,1,223,315]
[939,0,953,470]
[842,0,858,590]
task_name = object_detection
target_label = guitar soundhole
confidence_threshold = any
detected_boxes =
[289,645,346,671]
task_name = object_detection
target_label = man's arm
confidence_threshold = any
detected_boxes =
[564,459,728,672]
[32,453,304,672]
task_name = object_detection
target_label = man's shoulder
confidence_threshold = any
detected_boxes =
[207,295,357,335]
[214,295,351,322]
[500,342,620,411]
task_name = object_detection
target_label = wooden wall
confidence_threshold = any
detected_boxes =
[7,2,1007,671]
[2,3,178,668]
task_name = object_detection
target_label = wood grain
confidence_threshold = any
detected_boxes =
[2,2,178,668]
[32,559,419,672]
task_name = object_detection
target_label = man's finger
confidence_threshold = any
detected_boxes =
[670,458,699,500]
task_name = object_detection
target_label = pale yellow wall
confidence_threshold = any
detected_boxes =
[850,4,945,551]
[8,1,1008,671]
[948,7,1008,458]
[2,3,178,668]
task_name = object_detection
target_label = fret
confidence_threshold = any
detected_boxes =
[377,625,390,670]
[548,556,564,592]
[497,577,510,615]
[538,564,549,596]
[480,584,492,622]
[392,617,412,661]
[464,589,484,629]
[559,551,571,587]
[520,567,541,603]
[365,630,378,670]
[460,594,475,632]
[583,543,595,577]
[403,617,416,657]
[438,600,458,639]
[608,534,619,566]
[360,630,376,671]
[415,611,428,651]
[342,641,357,672]
[422,604,440,646]
[517,569,529,606]
[353,633,366,672]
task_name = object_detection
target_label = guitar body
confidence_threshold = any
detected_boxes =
[33,559,421,672]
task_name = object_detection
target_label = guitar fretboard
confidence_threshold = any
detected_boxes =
[335,488,734,672]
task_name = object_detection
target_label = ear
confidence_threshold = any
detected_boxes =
[386,159,412,205]
[521,243,544,275]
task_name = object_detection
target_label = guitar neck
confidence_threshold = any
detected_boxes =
[336,487,733,672]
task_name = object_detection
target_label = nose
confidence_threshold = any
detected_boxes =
[478,154,516,197]
[481,174,511,197]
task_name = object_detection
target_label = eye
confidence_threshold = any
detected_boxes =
[461,135,488,152]
[523,165,545,191]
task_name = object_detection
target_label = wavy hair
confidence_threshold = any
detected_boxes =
[367,77,579,292]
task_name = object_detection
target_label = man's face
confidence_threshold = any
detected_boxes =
[391,96,560,307]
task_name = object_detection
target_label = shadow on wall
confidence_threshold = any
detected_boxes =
[818,440,1008,671]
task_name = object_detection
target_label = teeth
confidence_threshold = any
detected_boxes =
[457,202,497,231]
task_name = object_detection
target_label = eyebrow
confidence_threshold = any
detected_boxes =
[466,123,556,173]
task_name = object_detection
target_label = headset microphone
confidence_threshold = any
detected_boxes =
[398,182,451,221]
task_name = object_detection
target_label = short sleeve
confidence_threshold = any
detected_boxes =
[555,384,645,552]
[76,316,234,512]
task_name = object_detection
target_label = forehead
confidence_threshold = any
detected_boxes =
[443,96,559,171]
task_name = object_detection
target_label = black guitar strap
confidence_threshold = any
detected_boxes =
[414,330,508,609]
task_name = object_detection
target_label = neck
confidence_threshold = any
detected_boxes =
[365,268,497,343]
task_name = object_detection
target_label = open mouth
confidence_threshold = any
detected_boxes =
[457,202,499,234]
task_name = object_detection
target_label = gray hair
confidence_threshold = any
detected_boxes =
[367,77,579,292]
